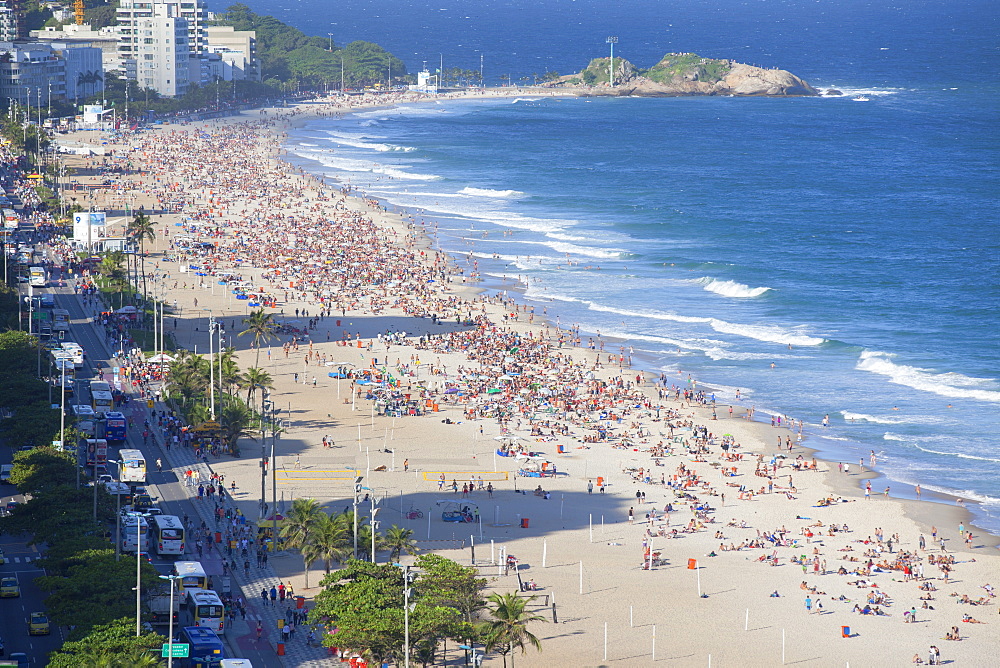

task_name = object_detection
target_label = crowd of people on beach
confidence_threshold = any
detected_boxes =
[62,103,997,663]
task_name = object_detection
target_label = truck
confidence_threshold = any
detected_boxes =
[145,585,181,627]
[2,208,17,229]
[52,308,70,332]
[71,404,97,437]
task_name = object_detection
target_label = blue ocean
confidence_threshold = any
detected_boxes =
[239,0,1000,531]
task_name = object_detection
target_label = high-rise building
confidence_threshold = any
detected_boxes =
[116,0,208,57]
[0,2,16,42]
[123,7,190,97]
[0,42,69,105]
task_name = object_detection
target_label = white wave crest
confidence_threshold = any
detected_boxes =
[858,351,1000,403]
[459,187,524,198]
[841,411,949,426]
[910,444,1000,465]
[699,277,771,298]
[565,301,825,346]
[511,98,541,104]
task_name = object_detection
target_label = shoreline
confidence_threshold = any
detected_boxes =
[270,92,1000,547]
[57,93,1000,665]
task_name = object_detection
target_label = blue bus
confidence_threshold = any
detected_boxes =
[179,626,225,668]
[104,411,127,441]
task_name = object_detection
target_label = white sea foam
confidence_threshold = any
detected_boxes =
[698,277,771,298]
[511,98,541,104]
[857,351,1000,403]
[841,411,949,426]
[323,134,415,152]
[910,444,1000,465]
[459,187,525,198]
[818,86,904,97]
[704,349,805,362]
[576,301,825,346]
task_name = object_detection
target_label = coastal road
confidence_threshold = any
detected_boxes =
[51,270,283,667]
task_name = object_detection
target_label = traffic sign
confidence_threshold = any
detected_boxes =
[161,643,189,658]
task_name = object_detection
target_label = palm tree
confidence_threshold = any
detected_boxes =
[126,211,155,297]
[238,308,277,367]
[218,396,257,456]
[279,498,324,588]
[480,592,545,668]
[242,367,273,407]
[98,251,129,308]
[383,525,417,563]
[217,347,242,394]
[304,512,351,574]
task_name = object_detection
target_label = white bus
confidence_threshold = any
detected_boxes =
[183,588,226,633]
[118,449,146,484]
[149,515,186,557]
[173,561,210,592]
[28,266,46,287]
[60,342,85,368]
[121,513,149,553]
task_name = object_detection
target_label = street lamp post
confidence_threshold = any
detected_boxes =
[606,36,618,87]
[352,476,363,559]
[403,566,416,668]
[207,313,216,419]
[158,574,182,668]
[136,512,142,635]
[107,458,121,560]
[260,393,271,520]
[327,33,334,51]
[370,506,380,564]
[59,360,67,450]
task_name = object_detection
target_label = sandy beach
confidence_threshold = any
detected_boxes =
[59,90,1000,667]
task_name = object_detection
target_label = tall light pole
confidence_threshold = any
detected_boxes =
[260,393,271,520]
[327,33,334,51]
[370,506,380,564]
[403,566,415,668]
[59,359,67,451]
[158,574,182,668]
[107,458,121,560]
[206,312,215,419]
[606,36,618,87]
[135,512,142,635]
[352,476,363,559]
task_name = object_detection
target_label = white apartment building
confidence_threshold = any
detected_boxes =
[116,0,208,55]
[125,9,191,97]
[205,25,259,81]
[0,2,16,42]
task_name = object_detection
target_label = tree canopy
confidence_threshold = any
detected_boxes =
[214,4,407,87]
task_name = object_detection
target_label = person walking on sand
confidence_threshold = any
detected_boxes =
[628,507,634,524]
[588,479,594,494]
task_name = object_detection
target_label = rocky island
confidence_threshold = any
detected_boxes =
[551,52,818,96]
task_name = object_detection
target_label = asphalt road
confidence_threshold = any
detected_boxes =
[0,483,63,665]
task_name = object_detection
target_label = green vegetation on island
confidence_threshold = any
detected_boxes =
[568,51,817,96]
